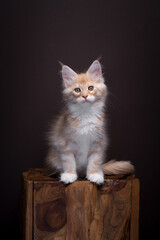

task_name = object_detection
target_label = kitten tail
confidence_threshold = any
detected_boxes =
[102,160,135,175]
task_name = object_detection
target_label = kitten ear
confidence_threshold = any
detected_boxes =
[61,65,77,87]
[87,60,103,82]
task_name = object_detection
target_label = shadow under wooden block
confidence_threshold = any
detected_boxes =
[20,168,139,240]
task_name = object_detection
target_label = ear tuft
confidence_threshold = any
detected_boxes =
[61,65,77,87]
[87,60,103,82]
[58,61,65,67]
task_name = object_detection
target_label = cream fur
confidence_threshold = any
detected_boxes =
[46,60,134,184]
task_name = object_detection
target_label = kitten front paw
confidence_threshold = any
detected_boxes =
[60,172,77,184]
[87,171,104,185]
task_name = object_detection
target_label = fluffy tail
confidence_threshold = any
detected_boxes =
[102,160,135,175]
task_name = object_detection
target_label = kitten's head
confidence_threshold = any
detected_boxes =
[61,60,107,104]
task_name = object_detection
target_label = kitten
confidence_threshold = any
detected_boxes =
[46,60,134,184]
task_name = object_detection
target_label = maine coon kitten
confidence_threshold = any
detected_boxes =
[46,60,134,184]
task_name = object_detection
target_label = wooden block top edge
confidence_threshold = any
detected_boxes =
[22,168,136,182]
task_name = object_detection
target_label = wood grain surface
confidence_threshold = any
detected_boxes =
[20,169,139,240]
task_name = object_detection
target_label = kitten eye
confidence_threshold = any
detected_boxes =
[74,88,81,93]
[88,86,94,91]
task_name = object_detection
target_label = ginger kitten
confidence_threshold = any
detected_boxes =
[46,60,134,184]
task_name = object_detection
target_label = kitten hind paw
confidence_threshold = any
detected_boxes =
[87,171,104,185]
[60,172,77,184]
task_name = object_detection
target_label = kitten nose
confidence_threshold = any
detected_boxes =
[82,95,88,99]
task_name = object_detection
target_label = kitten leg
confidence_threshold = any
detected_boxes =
[87,151,104,184]
[60,152,77,184]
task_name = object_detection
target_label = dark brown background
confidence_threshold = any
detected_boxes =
[2,0,160,239]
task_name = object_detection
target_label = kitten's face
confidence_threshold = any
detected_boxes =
[61,60,107,104]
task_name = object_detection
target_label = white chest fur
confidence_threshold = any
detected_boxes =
[77,114,99,135]
[68,101,104,170]
[69,101,104,137]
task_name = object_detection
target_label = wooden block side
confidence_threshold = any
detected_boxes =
[65,179,132,240]
[20,176,33,240]
[65,181,97,240]
[33,181,66,240]
[89,179,132,240]
[21,169,139,240]
[33,178,136,240]
[130,178,140,240]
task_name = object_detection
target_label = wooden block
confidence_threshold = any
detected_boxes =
[20,168,139,240]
